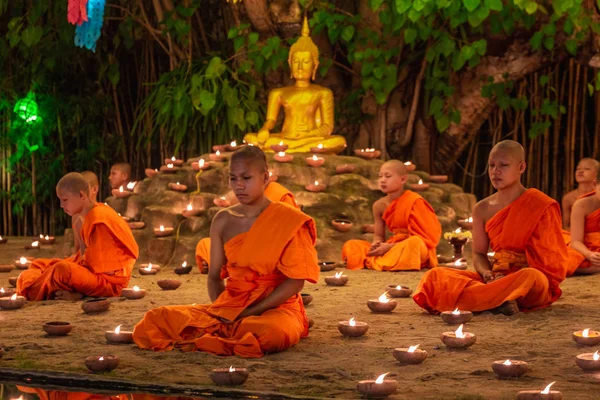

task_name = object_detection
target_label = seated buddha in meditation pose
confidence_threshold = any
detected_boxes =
[243,17,346,154]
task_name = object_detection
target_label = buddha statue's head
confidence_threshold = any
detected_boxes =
[288,16,319,81]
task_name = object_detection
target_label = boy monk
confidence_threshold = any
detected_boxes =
[565,167,600,275]
[195,180,299,272]
[413,140,568,315]
[133,146,319,357]
[562,158,600,229]
[17,172,139,301]
[341,160,441,271]
[108,162,131,189]
[72,170,100,254]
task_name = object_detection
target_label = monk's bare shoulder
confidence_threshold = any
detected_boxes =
[473,194,495,222]
[372,197,388,215]
[211,209,231,234]
[562,189,578,208]
[572,195,597,217]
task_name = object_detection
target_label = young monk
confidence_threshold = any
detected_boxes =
[108,162,131,189]
[562,158,600,230]
[195,180,299,272]
[413,140,568,315]
[72,171,99,254]
[341,160,441,271]
[133,146,319,357]
[565,168,600,275]
[17,172,139,301]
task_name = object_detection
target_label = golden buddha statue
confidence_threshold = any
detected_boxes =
[243,17,347,154]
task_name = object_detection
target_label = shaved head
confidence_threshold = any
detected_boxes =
[579,158,600,177]
[381,160,407,176]
[230,145,268,172]
[81,171,99,188]
[111,162,131,177]
[490,140,525,162]
[56,172,90,195]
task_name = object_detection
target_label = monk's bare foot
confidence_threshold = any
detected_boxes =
[308,317,314,329]
[492,300,519,316]
[54,290,84,301]
[201,262,209,274]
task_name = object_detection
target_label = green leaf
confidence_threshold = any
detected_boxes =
[486,0,503,11]
[341,25,355,42]
[452,53,466,71]
[564,18,574,35]
[227,27,238,39]
[369,0,385,10]
[460,45,475,60]
[462,0,481,12]
[472,39,487,55]
[438,35,456,57]
[565,39,577,56]
[395,0,412,14]
[199,90,216,112]
[21,25,43,47]
[543,36,554,50]
[588,83,595,96]
[510,97,529,110]
[361,62,374,76]
[435,114,450,131]
[249,32,259,44]
[413,0,426,11]
[429,96,445,117]
[525,1,538,14]
[205,57,224,79]
[107,63,120,86]
[530,32,543,50]
[245,111,259,125]
[373,66,384,79]
[539,75,549,87]
[404,28,418,44]
[542,23,556,36]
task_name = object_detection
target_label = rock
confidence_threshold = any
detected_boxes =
[147,237,177,264]
[448,193,477,219]
[105,196,128,214]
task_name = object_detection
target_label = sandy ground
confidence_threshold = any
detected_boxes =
[1,236,600,400]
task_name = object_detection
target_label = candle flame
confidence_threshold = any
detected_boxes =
[334,271,343,278]
[45,235,49,240]
[541,382,555,394]
[187,203,193,211]
[360,149,365,152]
[39,234,44,238]
[216,150,221,156]
[454,228,462,233]
[452,308,460,315]
[408,344,419,353]
[375,373,389,384]
[278,151,285,157]
[154,169,158,172]
[199,159,205,167]
[349,317,356,326]
[593,351,599,361]
[455,324,466,339]
[230,140,237,147]
[467,217,473,222]
[32,241,39,247]
[583,328,590,337]
[318,143,323,149]
[159,225,165,232]
[279,141,283,146]
[167,163,174,168]
[0,236,2,240]
[312,154,318,161]
[176,182,180,185]
[171,156,176,161]
[99,356,104,361]
[378,292,390,303]
[396,285,402,290]
[229,366,235,372]
[488,251,495,257]
[314,180,319,185]
[144,263,153,271]
[119,186,124,192]
[127,182,136,190]
[115,325,122,334]
[404,161,412,165]
[418,179,423,185]
[0,288,4,293]
[503,359,512,365]
[269,171,273,177]
[182,261,187,268]
[10,293,17,300]
[220,196,226,200]
[133,286,140,291]
[454,260,462,266]
[19,257,28,264]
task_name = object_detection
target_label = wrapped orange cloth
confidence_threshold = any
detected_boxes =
[341,190,441,271]
[17,386,127,400]
[133,203,319,358]
[563,191,600,275]
[195,182,298,269]
[413,189,568,313]
[17,204,139,300]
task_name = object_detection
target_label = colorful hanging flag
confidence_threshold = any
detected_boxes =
[68,0,88,25]
[74,0,106,52]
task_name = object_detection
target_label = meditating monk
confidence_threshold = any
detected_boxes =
[17,172,139,301]
[242,17,346,153]
[341,160,441,271]
[565,169,600,275]
[133,146,319,358]
[413,140,568,315]
[72,170,99,254]
[561,158,599,230]
[108,162,131,189]
[195,180,299,272]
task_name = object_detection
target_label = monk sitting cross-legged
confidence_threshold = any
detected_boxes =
[341,160,441,271]
[195,180,299,272]
[565,167,600,275]
[71,170,100,255]
[561,158,599,230]
[133,146,319,358]
[17,172,139,301]
[413,140,568,316]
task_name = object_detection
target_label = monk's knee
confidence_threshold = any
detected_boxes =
[240,316,299,353]
[52,262,73,283]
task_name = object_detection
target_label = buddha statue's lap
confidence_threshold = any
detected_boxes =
[243,17,346,154]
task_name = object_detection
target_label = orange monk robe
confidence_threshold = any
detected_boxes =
[195,182,299,269]
[341,190,441,271]
[17,386,127,400]
[563,192,600,276]
[413,189,568,313]
[17,204,139,300]
[134,203,319,358]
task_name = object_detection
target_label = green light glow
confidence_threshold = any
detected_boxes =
[13,92,40,124]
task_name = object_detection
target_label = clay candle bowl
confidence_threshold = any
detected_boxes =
[336,164,357,174]
[404,161,416,172]
[174,261,192,275]
[128,221,146,230]
[576,351,600,371]
[354,148,380,160]
[457,217,474,230]
[0,264,14,273]
[306,154,325,167]
[192,159,210,171]
[362,224,375,233]
[338,318,369,337]
[305,180,326,193]
[160,164,179,173]
[0,288,15,298]
[270,141,288,153]
[268,171,278,182]
[154,225,174,237]
[445,259,468,270]
[81,298,110,314]
[410,179,430,192]
[487,251,496,263]
[24,240,40,250]
[573,329,600,346]
[157,279,181,291]
[386,285,412,298]
[357,373,398,398]
[8,277,18,287]
[165,156,183,167]
[226,140,239,152]
[121,286,146,300]
[182,203,202,218]
[213,144,229,153]
[332,219,353,233]
[310,143,328,154]
[441,324,476,349]
[105,325,134,344]
[210,366,249,386]
[492,359,528,378]
[274,151,293,163]
[325,272,348,286]
[168,182,188,192]
[517,382,562,400]
[209,150,227,162]
[429,175,448,183]
[139,263,160,275]
[301,293,313,306]
[112,186,132,199]
[0,236,7,244]
[39,235,55,245]
[85,355,120,373]
[393,345,428,365]
[43,321,73,336]
[0,294,26,310]
[319,261,337,272]
[441,308,473,324]
[145,168,159,178]
[367,292,397,313]
[214,196,231,208]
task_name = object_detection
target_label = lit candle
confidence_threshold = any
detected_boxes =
[121,285,146,299]
[187,203,193,211]
[44,235,49,240]
[491,359,528,378]
[279,141,283,146]
[0,293,26,309]
[167,163,174,168]
[171,156,176,161]
[393,344,428,365]
[312,154,318,161]
[576,350,600,371]
[517,382,561,399]
[216,150,221,156]
[318,143,323,149]
[210,365,250,386]
[386,284,413,298]
[467,217,473,223]
[441,324,477,348]
[338,317,369,337]
[119,186,124,193]
[325,271,348,286]
[105,324,134,344]
[159,225,165,232]
[230,140,237,147]
[199,159,205,167]
[573,328,600,345]
[278,151,285,157]
[418,179,423,185]
[127,182,136,190]
[20,257,28,265]
[367,292,397,313]
[356,373,398,398]
[84,355,120,372]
